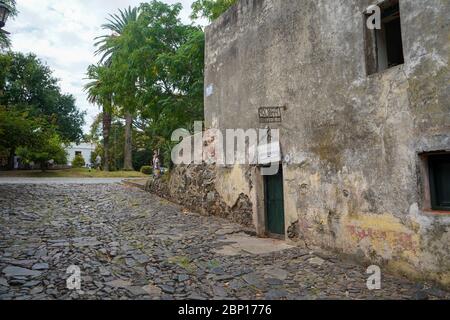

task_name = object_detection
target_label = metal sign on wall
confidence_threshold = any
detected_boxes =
[258,106,283,123]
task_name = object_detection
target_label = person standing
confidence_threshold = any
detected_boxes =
[152,150,160,178]
[96,154,102,171]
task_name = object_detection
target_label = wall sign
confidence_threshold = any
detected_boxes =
[258,106,283,123]
[205,84,214,97]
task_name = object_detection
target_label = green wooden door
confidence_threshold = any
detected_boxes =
[265,165,285,235]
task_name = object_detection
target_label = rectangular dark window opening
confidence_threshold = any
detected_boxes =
[428,154,450,211]
[75,151,82,156]
[365,0,405,75]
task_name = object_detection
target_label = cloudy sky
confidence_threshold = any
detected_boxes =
[7,0,205,134]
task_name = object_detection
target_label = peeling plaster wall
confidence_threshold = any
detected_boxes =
[205,0,450,286]
[216,165,253,208]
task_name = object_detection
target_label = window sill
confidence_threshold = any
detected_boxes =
[367,63,404,78]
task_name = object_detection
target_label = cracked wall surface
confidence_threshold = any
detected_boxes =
[204,0,450,287]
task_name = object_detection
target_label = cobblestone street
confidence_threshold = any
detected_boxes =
[0,182,448,300]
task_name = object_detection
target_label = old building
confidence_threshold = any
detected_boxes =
[66,142,96,167]
[200,0,450,287]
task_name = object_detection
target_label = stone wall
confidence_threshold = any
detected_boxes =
[204,0,450,287]
[146,164,254,228]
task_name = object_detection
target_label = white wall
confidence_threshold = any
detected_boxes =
[66,143,96,166]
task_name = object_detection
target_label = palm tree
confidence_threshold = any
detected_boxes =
[94,6,139,65]
[94,6,139,171]
[84,64,112,171]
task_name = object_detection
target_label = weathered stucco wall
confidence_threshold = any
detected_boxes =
[204,0,450,286]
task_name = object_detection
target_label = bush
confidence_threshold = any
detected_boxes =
[140,165,152,175]
[72,154,85,168]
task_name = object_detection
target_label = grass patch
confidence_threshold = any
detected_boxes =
[168,256,197,273]
[0,168,147,178]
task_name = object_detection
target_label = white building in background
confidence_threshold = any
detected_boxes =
[66,142,96,167]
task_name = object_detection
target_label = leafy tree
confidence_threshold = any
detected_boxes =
[107,120,126,171]
[102,1,204,169]
[16,129,67,171]
[0,52,85,142]
[54,94,86,142]
[84,64,113,171]
[90,116,125,171]
[0,106,42,168]
[191,0,237,21]
[94,6,140,171]
[133,149,152,171]
[88,1,206,170]
[90,148,100,167]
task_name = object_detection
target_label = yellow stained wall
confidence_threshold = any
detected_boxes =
[282,165,450,287]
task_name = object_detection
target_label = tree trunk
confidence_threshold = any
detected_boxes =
[8,148,15,170]
[123,112,133,171]
[102,110,112,171]
[40,161,48,172]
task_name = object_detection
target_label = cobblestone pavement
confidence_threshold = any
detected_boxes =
[0,177,143,185]
[0,183,448,300]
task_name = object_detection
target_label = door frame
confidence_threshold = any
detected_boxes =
[255,163,286,239]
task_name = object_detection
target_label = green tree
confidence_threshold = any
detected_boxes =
[94,6,140,170]
[191,0,237,21]
[0,52,85,142]
[88,1,206,170]
[0,52,85,169]
[94,6,140,65]
[104,1,205,168]
[0,106,41,168]
[16,129,67,171]
[89,114,126,171]
[84,64,113,171]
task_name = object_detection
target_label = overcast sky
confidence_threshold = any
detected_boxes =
[7,0,205,134]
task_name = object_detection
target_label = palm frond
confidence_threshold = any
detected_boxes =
[93,6,140,63]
